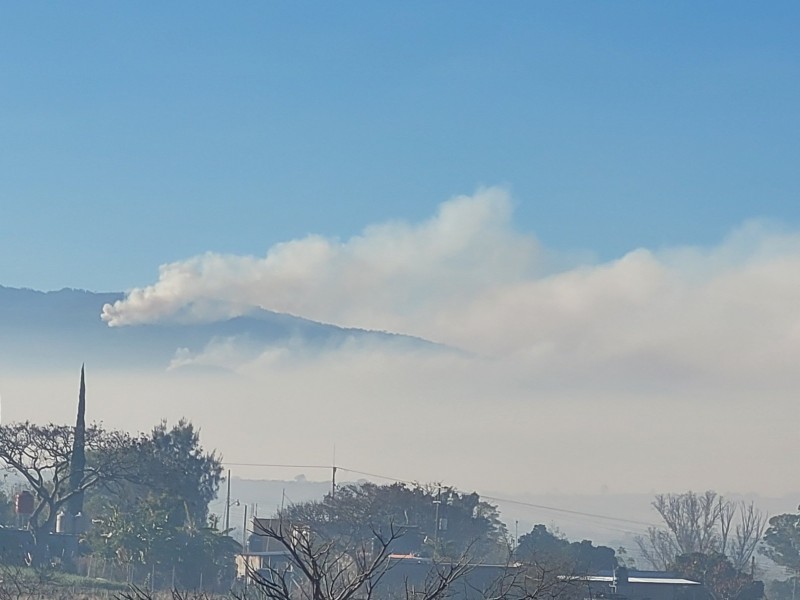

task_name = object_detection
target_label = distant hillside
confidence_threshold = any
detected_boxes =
[0,286,431,371]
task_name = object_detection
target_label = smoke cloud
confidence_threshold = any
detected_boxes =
[13,195,800,496]
[102,188,800,389]
[101,188,540,333]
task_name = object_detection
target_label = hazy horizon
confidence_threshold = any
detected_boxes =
[2,3,799,513]
[2,191,800,498]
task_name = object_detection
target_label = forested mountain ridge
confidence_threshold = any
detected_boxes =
[0,286,430,370]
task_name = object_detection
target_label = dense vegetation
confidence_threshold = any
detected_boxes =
[3,405,800,600]
[0,419,236,591]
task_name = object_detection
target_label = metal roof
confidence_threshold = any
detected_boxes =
[583,575,700,585]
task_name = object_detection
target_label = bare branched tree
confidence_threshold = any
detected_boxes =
[635,527,677,571]
[719,497,736,557]
[238,515,601,600]
[636,491,766,572]
[400,553,474,600]
[246,516,409,600]
[0,422,136,561]
[476,560,584,600]
[729,502,767,572]
[654,491,724,556]
[0,563,63,600]
[116,586,219,600]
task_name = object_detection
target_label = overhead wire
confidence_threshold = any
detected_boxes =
[223,462,331,470]
[339,467,657,536]
[222,461,659,533]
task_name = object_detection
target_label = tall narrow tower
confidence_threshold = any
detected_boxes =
[67,365,87,522]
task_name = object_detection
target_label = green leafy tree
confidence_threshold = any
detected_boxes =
[515,524,616,573]
[761,509,800,600]
[282,482,508,561]
[671,552,763,600]
[762,510,800,575]
[140,419,223,528]
[170,511,240,590]
[87,420,233,589]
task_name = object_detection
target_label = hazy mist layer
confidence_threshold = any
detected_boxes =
[2,188,798,497]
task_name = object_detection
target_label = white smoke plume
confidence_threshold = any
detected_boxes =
[102,187,800,387]
[12,197,800,495]
[101,187,540,335]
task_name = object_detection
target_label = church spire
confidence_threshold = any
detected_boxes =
[68,364,87,521]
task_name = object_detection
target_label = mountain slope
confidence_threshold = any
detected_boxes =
[0,286,429,370]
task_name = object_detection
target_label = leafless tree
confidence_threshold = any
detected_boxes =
[0,422,136,560]
[476,560,585,600]
[0,563,73,600]
[116,586,223,600]
[718,497,737,557]
[245,516,407,600]
[398,555,475,600]
[655,491,723,556]
[636,491,766,571]
[635,527,678,571]
[0,564,44,600]
[242,515,501,600]
[728,502,767,572]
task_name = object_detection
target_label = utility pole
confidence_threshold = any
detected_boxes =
[433,486,442,559]
[224,469,231,533]
[242,504,248,550]
[330,445,337,499]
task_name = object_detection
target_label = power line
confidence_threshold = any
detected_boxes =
[222,462,659,530]
[479,494,657,528]
[336,467,407,484]
[333,467,658,529]
[223,462,331,469]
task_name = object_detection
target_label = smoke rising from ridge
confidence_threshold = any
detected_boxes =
[10,189,800,495]
[101,188,800,386]
[101,188,540,333]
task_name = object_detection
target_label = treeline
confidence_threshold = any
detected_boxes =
[0,419,237,590]
[4,411,800,600]
[270,487,800,600]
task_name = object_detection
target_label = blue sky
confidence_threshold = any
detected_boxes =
[5,3,800,499]
[1,2,799,291]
